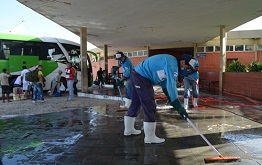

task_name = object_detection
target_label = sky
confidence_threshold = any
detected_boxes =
[0,0,262,48]
[0,0,97,50]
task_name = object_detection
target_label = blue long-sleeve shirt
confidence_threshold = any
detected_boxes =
[120,57,134,78]
[135,54,179,102]
[180,56,199,81]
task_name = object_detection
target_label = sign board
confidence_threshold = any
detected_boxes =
[197,53,206,58]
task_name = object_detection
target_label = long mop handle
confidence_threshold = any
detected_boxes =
[186,117,221,156]
[118,85,125,107]
[115,77,125,108]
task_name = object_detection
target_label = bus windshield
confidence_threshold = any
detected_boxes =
[62,44,81,71]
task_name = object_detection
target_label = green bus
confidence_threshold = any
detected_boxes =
[0,33,95,91]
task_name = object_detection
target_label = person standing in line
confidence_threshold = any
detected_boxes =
[113,51,134,108]
[49,70,62,96]
[179,53,199,110]
[20,66,30,99]
[73,65,78,97]
[96,67,104,89]
[124,54,188,144]
[32,65,44,103]
[65,62,75,101]
[0,68,12,103]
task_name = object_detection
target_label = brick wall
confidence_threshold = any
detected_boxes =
[223,72,262,100]
[198,52,258,73]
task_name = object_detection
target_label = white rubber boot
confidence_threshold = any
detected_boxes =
[144,122,165,144]
[124,116,141,136]
[193,98,198,107]
[120,98,132,108]
[184,98,189,110]
[124,98,132,108]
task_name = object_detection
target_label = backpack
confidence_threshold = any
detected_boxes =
[25,70,39,82]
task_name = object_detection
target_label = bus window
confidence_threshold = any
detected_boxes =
[70,54,81,71]
[44,43,65,62]
[0,41,7,59]
[61,44,81,70]
[3,41,23,56]
[2,41,43,58]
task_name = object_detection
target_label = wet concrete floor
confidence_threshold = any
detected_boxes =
[1,89,262,165]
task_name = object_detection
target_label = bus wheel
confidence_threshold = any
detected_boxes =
[60,78,67,91]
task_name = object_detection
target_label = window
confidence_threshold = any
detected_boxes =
[132,51,137,56]
[206,46,214,52]
[45,43,64,61]
[226,46,233,51]
[0,41,10,59]
[143,50,148,56]
[1,40,43,59]
[62,44,82,69]
[6,41,23,56]
[235,45,244,51]
[258,45,262,50]
[128,52,132,57]
[245,45,253,51]
[197,46,204,52]
[138,51,143,56]
[215,46,220,52]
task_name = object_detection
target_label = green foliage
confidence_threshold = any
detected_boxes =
[247,61,262,72]
[226,60,247,72]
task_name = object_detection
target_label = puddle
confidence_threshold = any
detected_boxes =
[84,104,119,117]
[0,104,123,164]
[222,132,262,141]
[207,123,254,133]
[0,115,19,119]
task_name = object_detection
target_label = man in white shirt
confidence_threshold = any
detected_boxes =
[14,76,22,87]
[20,66,30,99]
[49,70,62,96]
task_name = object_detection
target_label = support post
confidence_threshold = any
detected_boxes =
[80,27,88,92]
[104,45,108,76]
[193,43,197,57]
[219,25,227,92]
[147,46,150,57]
[254,39,258,61]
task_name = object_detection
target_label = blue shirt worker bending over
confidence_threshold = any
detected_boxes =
[124,54,188,144]
[179,54,199,110]
[113,52,134,108]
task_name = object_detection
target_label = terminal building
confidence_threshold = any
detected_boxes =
[92,30,262,78]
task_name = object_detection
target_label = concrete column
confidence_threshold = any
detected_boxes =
[219,25,227,92]
[104,45,108,75]
[254,39,258,61]
[193,43,197,57]
[147,46,150,57]
[80,27,88,92]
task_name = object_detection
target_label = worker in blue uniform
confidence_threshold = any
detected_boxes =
[124,54,188,144]
[113,51,134,108]
[179,53,199,109]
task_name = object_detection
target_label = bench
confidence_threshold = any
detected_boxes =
[199,72,219,91]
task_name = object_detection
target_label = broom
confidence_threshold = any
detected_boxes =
[185,117,241,163]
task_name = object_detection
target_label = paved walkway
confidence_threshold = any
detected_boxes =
[0,87,262,165]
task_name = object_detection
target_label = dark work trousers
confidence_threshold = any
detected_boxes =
[127,71,156,122]
[73,81,78,95]
[124,78,132,99]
